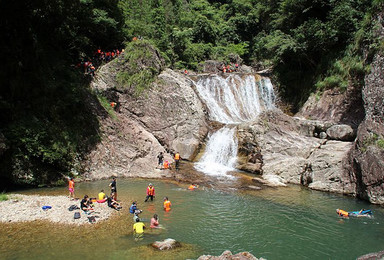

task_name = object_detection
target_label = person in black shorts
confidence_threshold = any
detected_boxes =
[109,177,117,200]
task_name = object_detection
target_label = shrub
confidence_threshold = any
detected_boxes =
[0,194,9,201]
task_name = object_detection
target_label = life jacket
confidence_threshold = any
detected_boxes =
[163,161,169,169]
[338,209,349,217]
[69,180,74,189]
[110,102,116,108]
[188,185,195,190]
[147,186,155,196]
[164,200,171,211]
[174,153,180,160]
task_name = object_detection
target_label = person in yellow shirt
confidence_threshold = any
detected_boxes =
[133,218,146,241]
[98,190,106,201]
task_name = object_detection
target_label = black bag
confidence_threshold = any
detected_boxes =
[74,212,81,219]
[68,205,79,211]
[88,216,96,223]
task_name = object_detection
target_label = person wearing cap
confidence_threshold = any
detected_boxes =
[144,183,155,202]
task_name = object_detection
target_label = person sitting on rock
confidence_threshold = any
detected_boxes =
[107,196,122,210]
[80,195,94,214]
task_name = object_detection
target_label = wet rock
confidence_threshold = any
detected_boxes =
[197,250,264,260]
[357,250,384,260]
[151,238,181,250]
[326,124,355,141]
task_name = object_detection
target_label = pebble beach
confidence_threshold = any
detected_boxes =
[0,194,116,225]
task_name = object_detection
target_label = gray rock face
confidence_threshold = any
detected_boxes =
[237,111,355,194]
[346,12,384,204]
[296,86,364,127]
[86,50,208,179]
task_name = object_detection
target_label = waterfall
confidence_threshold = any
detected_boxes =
[194,74,275,177]
[195,74,275,124]
[194,127,238,178]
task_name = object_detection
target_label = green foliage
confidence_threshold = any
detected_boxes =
[0,0,121,188]
[360,133,384,152]
[115,41,162,95]
[97,95,117,120]
[377,139,384,149]
[0,194,9,202]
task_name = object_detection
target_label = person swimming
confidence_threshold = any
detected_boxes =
[188,184,198,190]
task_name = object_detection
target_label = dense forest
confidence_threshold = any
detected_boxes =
[0,0,383,189]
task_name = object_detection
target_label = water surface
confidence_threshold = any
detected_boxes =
[1,178,383,260]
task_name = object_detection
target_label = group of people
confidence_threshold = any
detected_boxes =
[68,177,122,214]
[219,63,239,73]
[156,151,181,170]
[76,47,124,77]
[129,183,173,240]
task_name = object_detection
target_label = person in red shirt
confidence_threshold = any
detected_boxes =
[145,183,155,202]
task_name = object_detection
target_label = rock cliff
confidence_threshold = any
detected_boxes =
[85,44,208,180]
[294,12,384,204]
[347,42,384,203]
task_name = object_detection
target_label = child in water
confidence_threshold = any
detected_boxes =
[150,214,160,228]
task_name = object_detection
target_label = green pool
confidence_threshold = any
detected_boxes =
[1,178,383,260]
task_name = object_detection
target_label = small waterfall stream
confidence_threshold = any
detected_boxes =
[194,74,275,177]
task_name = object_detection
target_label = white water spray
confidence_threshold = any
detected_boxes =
[194,74,276,177]
[194,127,238,178]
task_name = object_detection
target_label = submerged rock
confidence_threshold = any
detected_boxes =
[151,238,181,250]
[197,250,265,260]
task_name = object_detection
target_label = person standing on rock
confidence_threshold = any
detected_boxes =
[145,183,155,202]
[157,152,164,169]
[109,177,117,200]
[68,178,75,199]
[174,152,181,170]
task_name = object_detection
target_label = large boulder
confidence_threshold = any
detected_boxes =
[237,110,356,194]
[197,250,264,260]
[151,238,181,250]
[326,124,355,141]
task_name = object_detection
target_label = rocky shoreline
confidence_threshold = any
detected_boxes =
[0,194,115,225]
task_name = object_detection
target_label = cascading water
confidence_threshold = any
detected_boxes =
[194,127,238,178]
[194,74,275,177]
